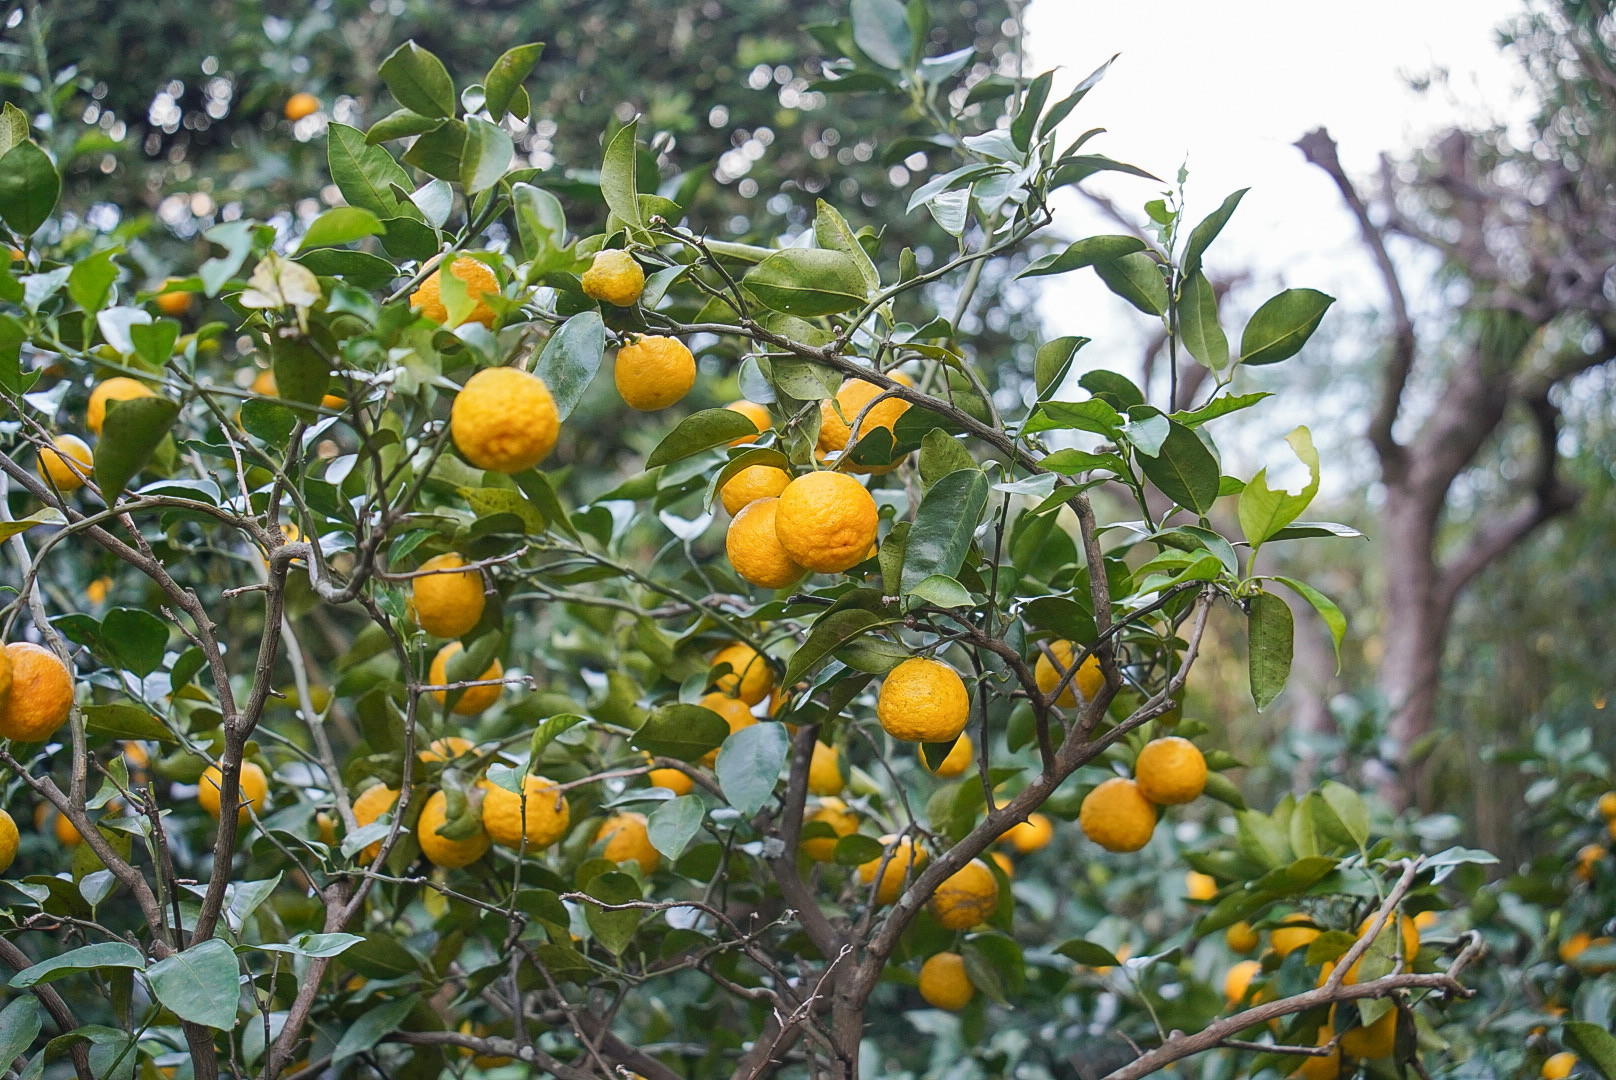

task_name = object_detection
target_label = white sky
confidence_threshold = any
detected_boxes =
[1018,0,1533,485]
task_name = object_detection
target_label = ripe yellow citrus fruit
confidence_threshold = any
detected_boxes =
[1293,1028,1341,1080]
[929,859,999,930]
[1358,913,1420,965]
[1543,1053,1579,1080]
[1576,844,1605,880]
[858,834,927,905]
[1600,792,1616,819]
[698,691,757,766]
[646,755,694,796]
[1226,921,1260,954]
[1413,910,1438,931]
[428,642,505,715]
[801,797,858,861]
[316,811,337,846]
[409,553,486,639]
[1272,913,1321,959]
[920,733,973,778]
[480,774,570,849]
[417,790,490,868]
[154,288,193,316]
[991,851,1013,877]
[876,658,970,743]
[0,643,75,742]
[411,257,500,328]
[726,497,805,589]
[419,736,476,763]
[85,577,111,606]
[720,464,792,516]
[87,377,156,435]
[54,808,82,846]
[450,367,560,473]
[999,813,1054,854]
[284,92,320,121]
[351,783,399,861]
[1185,871,1218,901]
[580,249,645,307]
[0,808,18,873]
[37,434,93,492]
[1339,1005,1396,1059]
[596,811,659,874]
[774,471,879,574]
[724,400,772,445]
[918,951,974,1011]
[817,373,913,472]
[198,761,269,824]
[710,642,773,706]
[807,741,843,796]
[1079,777,1156,853]
[615,335,696,411]
[1134,737,1208,805]
[0,648,10,715]
[1223,959,1261,1005]
[1033,640,1103,706]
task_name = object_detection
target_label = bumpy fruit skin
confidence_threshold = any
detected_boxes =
[918,952,974,1011]
[928,860,999,930]
[999,812,1053,854]
[1543,1053,1578,1080]
[615,335,696,411]
[0,808,19,873]
[1079,777,1157,853]
[580,249,645,307]
[0,643,75,742]
[0,647,10,717]
[817,373,913,469]
[720,464,791,516]
[418,790,490,869]
[1033,640,1103,706]
[1185,871,1218,901]
[710,642,773,706]
[87,377,156,435]
[876,657,970,743]
[698,691,757,767]
[1225,921,1260,954]
[38,435,93,492]
[450,367,560,473]
[920,732,973,778]
[724,400,772,445]
[596,811,660,873]
[1134,736,1207,805]
[409,553,487,639]
[646,757,694,796]
[857,834,927,905]
[351,783,400,861]
[1223,958,1261,1005]
[411,257,500,328]
[1272,913,1320,959]
[198,761,269,825]
[284,92,320,121]
[807,741,843,796]
[801,797,858,861]
[727,497,805,589]
[1338,1006,1396,1059]
[419,736,476,763]
[480,774,570,849]
[428,642,505,716]
[774,471,879,574]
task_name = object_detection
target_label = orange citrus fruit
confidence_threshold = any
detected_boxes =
[724,400,772,445]
[615,335,695,411]
[450,367,560,473]
[580,249,645,307]
[0,643,75,742]
[1078,778,1156,853]
[284,93,320,121]
[876,657,969,743]
[1134,737,1207,805]
[919,732,973,778]
[596,811,659,874]
[409,553,486,639]
[428,642,505,716]
[774,471,878,574]
[411,257,500,328]
[417,790,490,868]
[928,859,999,930]
[726,497,805,589]
[87,377,156,435]
[709,641,773,706]
[198,761,269,825]
[37,435,93,492]
[1033,640,1103,707]
[999,812,1054,854]
[918,952,974,1010]
[720,464,791,516]
[801,797,858,861]
[858,834,927,905]
[480,774,570,848]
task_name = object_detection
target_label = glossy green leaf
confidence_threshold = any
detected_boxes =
[484,43,544,118]
[1182,188,1248,278]
[901,467,989,593]
[460,116,513,194]
[918,428,976,488]
[257,932,363,959]
[1317,781,1369,849]
[716,721,788,817]
[1177,270,1228,370]
[907,574,973,608]
[814,199,880,294]
[94,395,180,497]
[1238,427,1320,551]
[1562,1024,1616,1078]
[378,41,456,118]
[1248,589,1294,711]
[534,310,605,421]
[67,249,119,314]
[647,795,704,860]
[298,206,385,250]
[600,119,643,230]
[1034,336,1088,398]
[647,409,761,468]
[1093,251,1168,316]
[145,938,240,1030]
[1136,420,1220,514]
[326,124,420,221]
[785,609,883,686]
[851,0,911,69]
[631,704,729,762]
[11,941,144,987]
[1010,70,1054,152]
[1039,54,1116,137]
[1079,369,1145,411]
[0,995,40,1068]
[128,320,180,369]
[400,119,466,180]
[1273,575,1346,672]
[0,103,26,155]
[1023,399,1124,437]
[364,108,442,144]
[744,248,867,316]
[270,335,331,414]
[100,608,168,678]
[1239,288,1335,366]
[1054,938,1119,967]
[333,997,418,1063]
[0,141,59,236]
[584,871,642,955]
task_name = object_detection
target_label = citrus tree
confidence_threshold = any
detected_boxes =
[0,3,1518,1079]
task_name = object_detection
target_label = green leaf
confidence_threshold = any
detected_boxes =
[1023,399,1124,438]
[1273,576,1345,672]
[0,103,27,155]
[257,932,363,959]
[647,795,704,860]
[830,833,885,867]
[716,721,788,817]
[901,468,989,593]
[785,609,883,686]
[94,395,180,496]
[584,871,642,955]
[907,574,973,609]
[1564,1024,1616,1080]
[534,310,605,421]
[1093,251,1168,316]
[852,0,911,69]
[0,507,63,544]
[239,399,296,449]
[11,941,145,987]
[484,43,544,119]
[1040,54,1115,137]
[1054,938,1119,967]
[341,935,419,980]
[296,249,398,290]
[378,41,456,118]
[1034,336,1088,398]
[600,119,643,231]
[1078,369,1145,411]
[0,995,41,1067]
[631,704,729,762]
[962,934,1024,1002]
[1238,427,1320,551]
[1174,391,1271,427]
[298,206,385,251]
[67,249,119,314]
[129,320,180,369]
[326,124,420,221]
[814,200,880,295]
[918,428,976,488]
[460,116,513,195]
[365,108,442,143]
[1019,235,1147,279]
[1316,781,1369,849]
[1010,69,1054,152]
[145,938,240,1030]
[270,335,331,414]
[647,409,760,469]
[1248,590,1294,711]
[400,120,466,181]
[744,248,867,317]
[333,997,417,1063]
[512,182,571,272]
[529,713,589,757]
[1182,188,1247,278]
[1239,288,1335,366]
[0,141,60,236]
[1177,270,1228,370]
[1136,420,1220,514]
[100,608,168,678]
